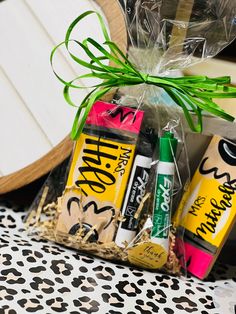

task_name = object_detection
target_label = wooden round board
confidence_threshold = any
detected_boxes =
[0,0,127,194]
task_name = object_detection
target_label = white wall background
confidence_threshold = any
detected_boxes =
[0,0,108,176]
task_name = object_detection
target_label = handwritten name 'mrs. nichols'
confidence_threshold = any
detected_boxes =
[191,157,236,241]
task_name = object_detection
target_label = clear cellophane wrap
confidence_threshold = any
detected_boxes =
[26,0,236,276]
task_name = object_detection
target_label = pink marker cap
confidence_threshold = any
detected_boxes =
[177,238,214,279]
[86,101,144,134]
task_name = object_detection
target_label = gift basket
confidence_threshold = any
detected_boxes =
[26,0,236,278]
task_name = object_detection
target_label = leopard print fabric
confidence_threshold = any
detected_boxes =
[0,203,236,313]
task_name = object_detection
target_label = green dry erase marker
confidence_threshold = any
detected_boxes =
[151,131,177,252]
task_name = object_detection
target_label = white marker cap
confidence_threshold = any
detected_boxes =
[115,228,136,248]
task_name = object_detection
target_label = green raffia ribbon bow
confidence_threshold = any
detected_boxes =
[51,10,236,140]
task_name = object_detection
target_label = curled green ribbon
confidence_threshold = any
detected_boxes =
[51,10,236,140]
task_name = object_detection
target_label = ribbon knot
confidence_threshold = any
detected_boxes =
[141,73,149,83]
[51,10,236,140]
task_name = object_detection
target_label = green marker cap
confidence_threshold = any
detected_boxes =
[159,131,177,162]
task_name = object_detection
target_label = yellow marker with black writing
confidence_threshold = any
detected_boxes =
[175,135,236,279]
[56,101,144,243]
